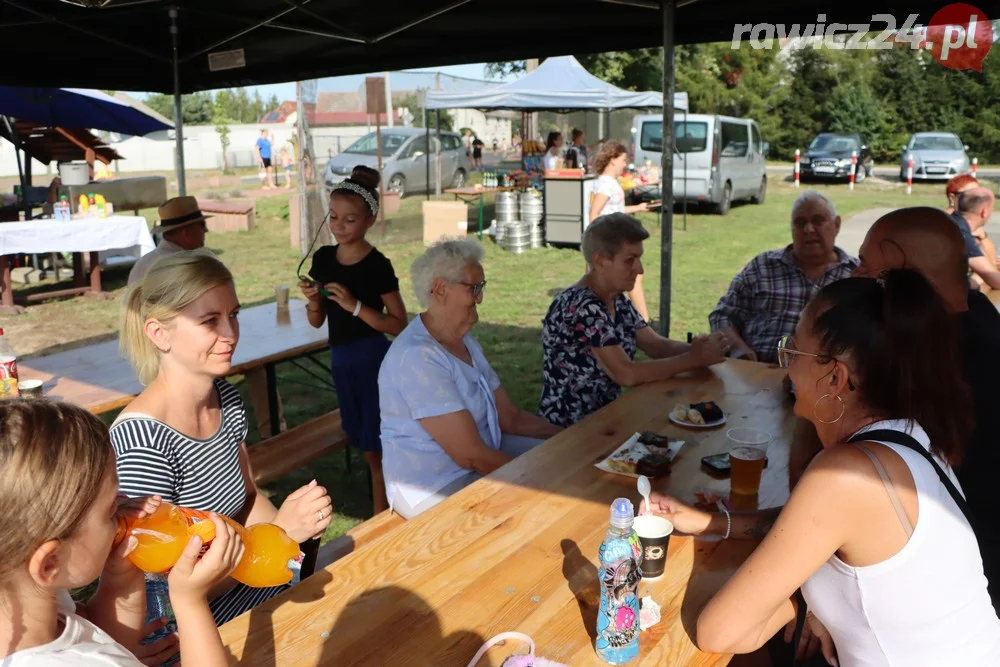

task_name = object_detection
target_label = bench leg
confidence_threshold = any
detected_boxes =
[265,363,280,438]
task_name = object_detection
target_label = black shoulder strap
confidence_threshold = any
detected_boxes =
[847,428,975,528]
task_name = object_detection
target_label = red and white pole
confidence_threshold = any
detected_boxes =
[906,155,913,195]
[972,157,978,178]
[849,151,857,191]
[794,149,800,188]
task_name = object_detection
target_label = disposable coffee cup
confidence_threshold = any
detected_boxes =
[634,515,673,580]
[17,379,43,399]
[275,285,290,309]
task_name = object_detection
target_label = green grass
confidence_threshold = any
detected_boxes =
[15,177,947,542]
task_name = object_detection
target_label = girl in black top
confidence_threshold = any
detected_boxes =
[299,166,407,513]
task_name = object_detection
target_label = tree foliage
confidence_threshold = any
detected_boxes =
[145,88,278,126]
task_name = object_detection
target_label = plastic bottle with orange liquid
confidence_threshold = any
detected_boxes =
[114,502,300,588]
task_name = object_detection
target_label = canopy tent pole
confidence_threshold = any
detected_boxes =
[425,108,430,201]
[435,110,442,198]
[659,0,676,335]
[169,6,186,196]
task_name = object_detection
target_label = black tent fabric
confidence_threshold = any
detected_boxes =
[1,0,952,94]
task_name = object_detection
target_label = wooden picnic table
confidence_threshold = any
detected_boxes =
[17,301,328,431]
[219,359,794,665]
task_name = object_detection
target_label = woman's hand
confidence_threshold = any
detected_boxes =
[324,282,358,314]
[274,480,333,542]
[805,612,838,666]
[640,493,714,535]
[167,514,244,606]
[299,279,321,302]
[690,333,728,367]
[103,495,162,579]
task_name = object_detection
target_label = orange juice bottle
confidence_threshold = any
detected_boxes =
[114,502,300,587]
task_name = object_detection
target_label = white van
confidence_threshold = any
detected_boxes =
[630,113,768,215]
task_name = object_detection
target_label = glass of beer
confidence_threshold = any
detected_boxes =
[727,428,771,496]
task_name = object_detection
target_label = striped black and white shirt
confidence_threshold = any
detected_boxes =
[110,378,287,625]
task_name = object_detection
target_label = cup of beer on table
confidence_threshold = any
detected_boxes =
[17,379,43,399]
[726,427,771,496]
[275,285,290,310]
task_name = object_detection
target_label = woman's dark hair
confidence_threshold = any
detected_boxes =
[330,165,380,214]
[545,131,562,151]
[593,141,628,176]
[571,128,584,141]
[809,269,972,464]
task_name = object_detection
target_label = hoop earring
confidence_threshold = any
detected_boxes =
[814,394,845,424]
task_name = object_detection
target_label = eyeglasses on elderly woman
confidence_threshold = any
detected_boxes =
[457,279,488,299]
[776,335,820,369]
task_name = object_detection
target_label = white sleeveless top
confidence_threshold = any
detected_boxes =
[801,420,1000,667]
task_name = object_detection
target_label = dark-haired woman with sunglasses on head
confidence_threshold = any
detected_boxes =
[644,269,1000,666]
[378,238,563,519]
[299,165,407,513]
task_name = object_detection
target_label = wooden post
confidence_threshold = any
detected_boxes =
[366,77,387,233]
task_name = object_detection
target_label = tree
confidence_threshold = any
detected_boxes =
[214,100,232,173]
[144,91,214,125]
[826,82,887,157]
[397,91,454,131]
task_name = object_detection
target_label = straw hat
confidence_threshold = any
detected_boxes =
[151,196,212,235]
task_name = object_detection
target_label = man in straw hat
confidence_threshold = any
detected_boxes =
[128,196,210,284]
[128,196,287,434]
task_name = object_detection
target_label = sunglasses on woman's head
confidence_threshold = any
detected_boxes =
[459,280,488,298]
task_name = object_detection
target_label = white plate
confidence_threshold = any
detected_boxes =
[812,165,835,174]
[595,433,685,479]
[668,413,727,429]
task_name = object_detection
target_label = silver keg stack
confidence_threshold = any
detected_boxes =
[491,191,544,254]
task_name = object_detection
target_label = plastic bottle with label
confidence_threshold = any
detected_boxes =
[595,498,642,664]
[0,329,19,399]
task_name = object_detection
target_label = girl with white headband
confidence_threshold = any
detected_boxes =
[299,165,407,514]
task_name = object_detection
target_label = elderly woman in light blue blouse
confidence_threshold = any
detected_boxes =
[379,238,564,518]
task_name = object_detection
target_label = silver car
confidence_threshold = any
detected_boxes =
[323,127,467,198]
[900,132,970,181]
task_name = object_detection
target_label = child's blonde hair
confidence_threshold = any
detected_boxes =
[0,400,112,580]
[120,249,233,385]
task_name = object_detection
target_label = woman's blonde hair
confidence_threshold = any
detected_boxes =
[120,249,233,385]
[0,400,112,580]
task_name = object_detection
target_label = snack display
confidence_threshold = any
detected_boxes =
[596,433,684,478]
[670,401,726,427]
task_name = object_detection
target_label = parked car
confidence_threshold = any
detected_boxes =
[799,133,873,182]
[323,127,466,198]
[630,113,768,215]
[899,132,970,181]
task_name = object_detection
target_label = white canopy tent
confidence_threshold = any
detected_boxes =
[425,56,686,112]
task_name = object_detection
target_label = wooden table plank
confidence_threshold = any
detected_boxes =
[219,360,794,666]
[17,301,327,414]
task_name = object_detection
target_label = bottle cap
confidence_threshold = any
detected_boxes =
[610,497,635,529]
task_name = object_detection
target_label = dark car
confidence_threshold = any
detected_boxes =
[799,133,873,182]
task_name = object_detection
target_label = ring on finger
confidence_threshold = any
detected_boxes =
[317,509,325,521]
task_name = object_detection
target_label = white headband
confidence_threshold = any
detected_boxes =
[332,181,379,216]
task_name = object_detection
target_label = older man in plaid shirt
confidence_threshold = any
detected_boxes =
[709,191,858,363]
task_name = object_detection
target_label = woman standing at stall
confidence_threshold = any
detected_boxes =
[589,141,654,323]
[543,132,564,171]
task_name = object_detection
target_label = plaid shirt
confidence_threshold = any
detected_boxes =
[709,245,858,363]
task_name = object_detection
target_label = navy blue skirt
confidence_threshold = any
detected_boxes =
[329,333,391,453]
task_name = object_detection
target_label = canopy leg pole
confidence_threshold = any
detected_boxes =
[425,109,430,201]
[659,0,676,336]
[435,110,442,199]
[170,6,186,196]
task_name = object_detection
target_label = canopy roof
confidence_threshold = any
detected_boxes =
[425,56,685,112]
[0,1,947,94]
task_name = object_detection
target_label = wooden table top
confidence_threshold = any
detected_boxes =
[18,301,327,414]
[219,360,794,666]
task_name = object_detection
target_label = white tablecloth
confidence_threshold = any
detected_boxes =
[0,216,154,261]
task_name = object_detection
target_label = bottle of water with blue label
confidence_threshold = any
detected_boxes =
[143,574,179,666]
[596,498,642,664]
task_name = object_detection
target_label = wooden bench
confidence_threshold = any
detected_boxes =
[196,198,256,233]
[248,410,349,485]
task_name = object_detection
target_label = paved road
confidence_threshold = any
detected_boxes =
[766,165,1000,180]
[837,206,1000,259]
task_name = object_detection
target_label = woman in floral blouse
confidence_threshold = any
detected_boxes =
[538,213,729,427]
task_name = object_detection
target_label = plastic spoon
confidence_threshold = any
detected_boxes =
[637,475,652,515]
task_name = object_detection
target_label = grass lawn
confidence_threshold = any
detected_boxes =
[11,175,947,542]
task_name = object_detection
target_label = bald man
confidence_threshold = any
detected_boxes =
[953,187,1000,289]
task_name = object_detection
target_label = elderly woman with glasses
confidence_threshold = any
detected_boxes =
[379,238,564,519]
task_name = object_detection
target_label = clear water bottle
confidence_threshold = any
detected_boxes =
[596,498,642,664]
[142,574,180,666]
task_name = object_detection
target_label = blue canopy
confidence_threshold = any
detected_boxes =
[425,56,686,112]
[0,86,172,136]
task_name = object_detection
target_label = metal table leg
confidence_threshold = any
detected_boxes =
[264,363,280,438]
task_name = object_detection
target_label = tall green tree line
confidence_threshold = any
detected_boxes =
[491,43,1000,162]
[145,89,280,126]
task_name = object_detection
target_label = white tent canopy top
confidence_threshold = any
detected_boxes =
[425,56,687,112]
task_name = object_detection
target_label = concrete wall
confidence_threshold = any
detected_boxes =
[450,109,513,148]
